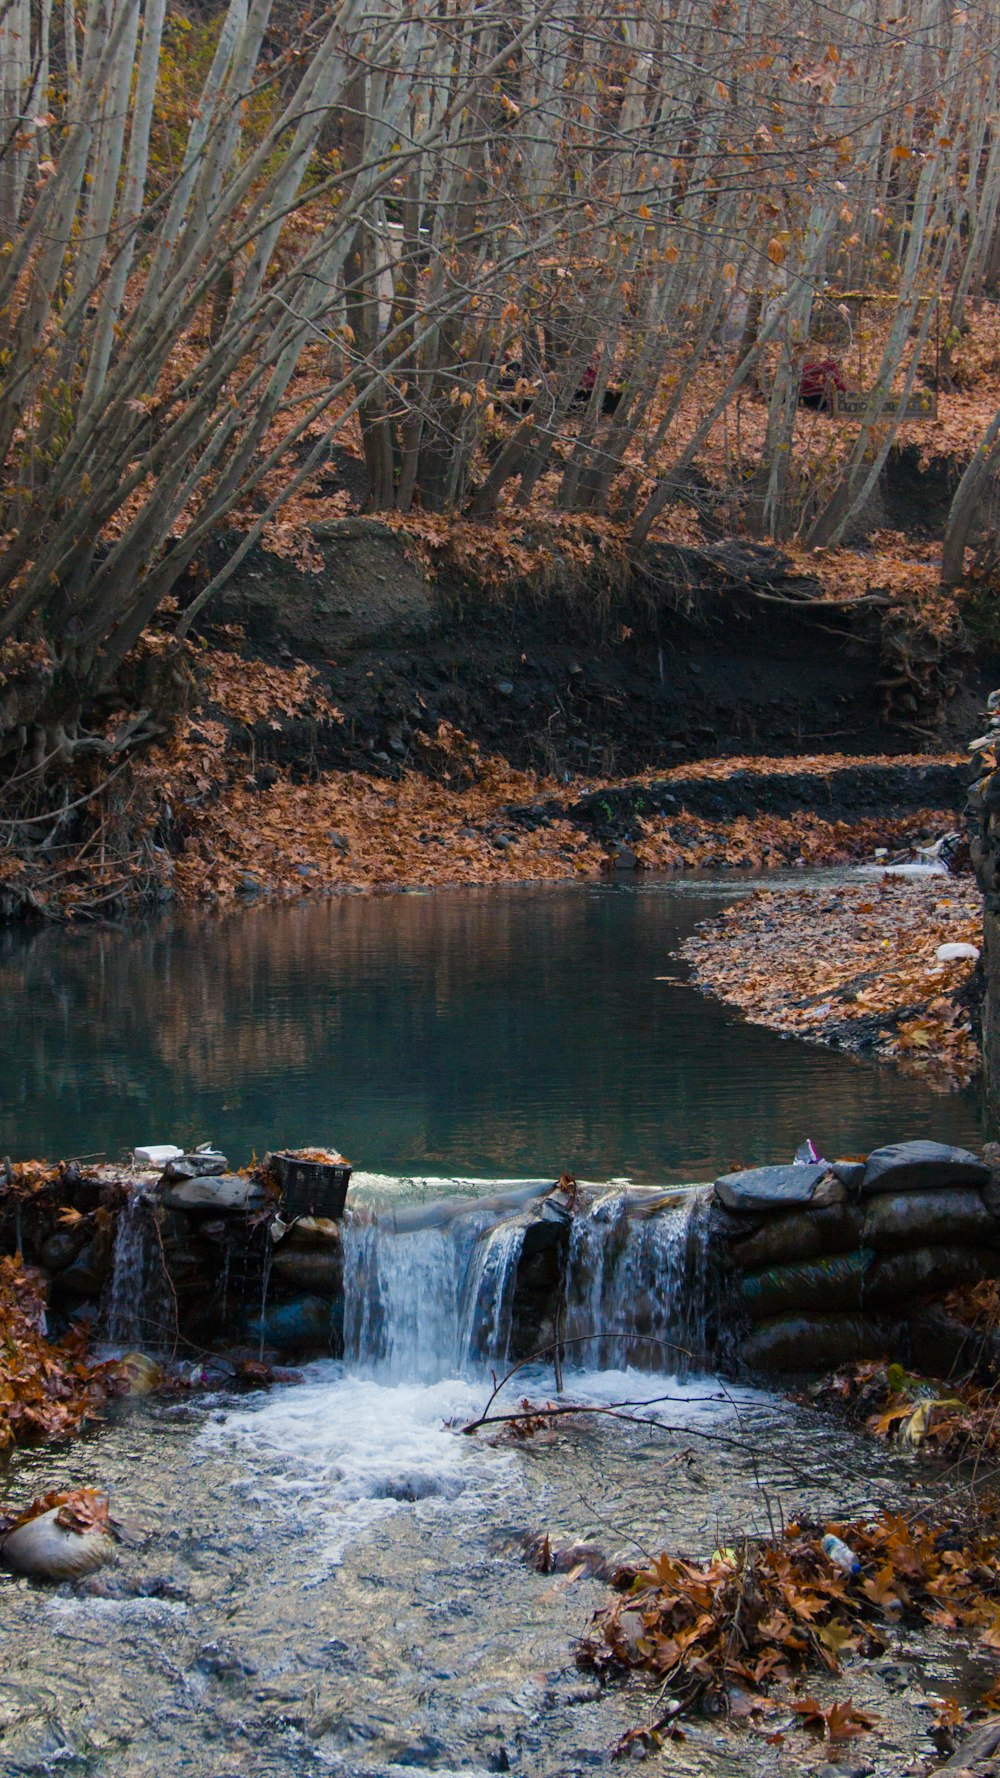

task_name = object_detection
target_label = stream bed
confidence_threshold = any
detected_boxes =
[0,1359,988,1778]
[0,876,991,1775]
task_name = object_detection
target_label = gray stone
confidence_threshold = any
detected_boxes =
[831,1160,866,1192]
[860,1140,989,1197]
[160,1174,266,1212]
[714,1163,843,1214]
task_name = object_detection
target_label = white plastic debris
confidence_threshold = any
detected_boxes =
[935,942,980,963]
[132,1144,184,1169]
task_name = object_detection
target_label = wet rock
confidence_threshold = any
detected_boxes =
[831,1160,866,1192]
[714,1163,843,1214]
[160,1174,266,1212]
[39,1229,86,1274]
[51,1241,108,1297]
[859,1140,989,1196]
[1,1508,115,1582]
[161,1149,228,1181]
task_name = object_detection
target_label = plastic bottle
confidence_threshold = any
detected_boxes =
[821,1533,860,1576]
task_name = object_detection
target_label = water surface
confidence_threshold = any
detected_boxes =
[0,877,982,1177]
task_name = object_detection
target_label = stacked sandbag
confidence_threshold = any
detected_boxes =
[713,1141,998,1375]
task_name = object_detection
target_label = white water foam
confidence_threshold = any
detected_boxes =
[203,1366,517,1568]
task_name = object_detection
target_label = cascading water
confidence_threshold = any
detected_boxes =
[341,1211,527,1381]
[563,1190,712,1374]
[105,1190,173,1349]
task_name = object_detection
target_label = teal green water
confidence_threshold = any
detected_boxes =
[0,877,982,1179]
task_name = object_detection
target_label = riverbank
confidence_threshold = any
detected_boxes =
[682,872,984,1092]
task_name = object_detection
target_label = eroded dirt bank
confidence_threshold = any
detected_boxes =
[0,528,993,920]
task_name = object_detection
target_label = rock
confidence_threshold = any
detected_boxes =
[246,1294,333,1349]
[160,1158,198,1182]
[52,1241,108,1297]
[39,1230,86,1274]
[1,1508,115,1582]
[830,1160,866,1192]
[161,1149,228,1181]
[862,1188,994,1252]
[714,1163,843,1214]
[612,845,638,870]
[160,1174,266,1212]
[859,1140,989,1197]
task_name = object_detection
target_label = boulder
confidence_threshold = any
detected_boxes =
[713,1163,843,1214]
[1,1508,115,1582]
[160,1174,266,1212]
[859,1141,989,1197]
[862,1188,995,1252]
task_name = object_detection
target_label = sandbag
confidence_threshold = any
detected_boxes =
[270,1249,342,1292]
[862,1189,994,1253]
[864,1244,1000,1308]
[742,1313,888,1374]
[740,1249,873,1321]
[727,1203,864,1271]
[714,1164,843,1215]
[860,1141,989,1197]
[1,1508,115,1582]
[246,1294,332,1348]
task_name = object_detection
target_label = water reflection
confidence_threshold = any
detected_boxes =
[0,879,983,1178]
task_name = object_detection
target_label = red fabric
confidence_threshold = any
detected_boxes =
[799,358,847,402]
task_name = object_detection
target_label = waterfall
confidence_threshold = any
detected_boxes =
[106,1191,173,1349]
[563,1191,711,1374]
[341,1213,526,1381]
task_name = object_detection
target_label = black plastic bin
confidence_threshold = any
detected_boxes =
[272,1153,352,1220]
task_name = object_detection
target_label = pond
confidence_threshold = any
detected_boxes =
[0,875,983,1178]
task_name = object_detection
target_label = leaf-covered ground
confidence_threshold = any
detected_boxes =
[681,874,982,1090]
[0,1257,119,1456]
